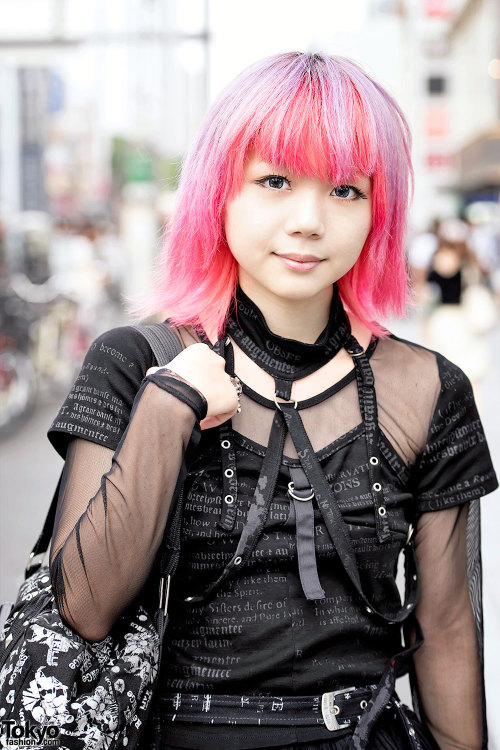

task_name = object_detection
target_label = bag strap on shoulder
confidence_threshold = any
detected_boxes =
[26,323,183,579]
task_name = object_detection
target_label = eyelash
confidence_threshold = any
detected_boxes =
[256,174,367,200]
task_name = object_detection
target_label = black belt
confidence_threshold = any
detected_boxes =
[159,686,376,730]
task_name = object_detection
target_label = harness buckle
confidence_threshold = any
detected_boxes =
[321,687,355,731]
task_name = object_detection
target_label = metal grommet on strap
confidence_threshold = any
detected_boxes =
[378,506,387,516]
[372,482,382,492]
[273,393,298,411]
[360,700,368,710]
[225,337,231,345]
[224,468,234,478]
[233,556,242,566]
[369,456,379,466]
[221,439,231,449]
[224,495,234,505]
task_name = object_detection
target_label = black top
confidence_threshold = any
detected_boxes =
[48,324,498,749]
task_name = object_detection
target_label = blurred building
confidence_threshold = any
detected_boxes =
[400,0,500,229]
[0,0,209,296]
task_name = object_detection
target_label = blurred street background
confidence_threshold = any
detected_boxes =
[1,0,499,745]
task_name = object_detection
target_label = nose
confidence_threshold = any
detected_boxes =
[284,189,325,239]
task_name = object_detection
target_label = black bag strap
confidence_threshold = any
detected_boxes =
[25,323,183,579]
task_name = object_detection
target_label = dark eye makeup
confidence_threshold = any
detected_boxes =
[256,174,367,200]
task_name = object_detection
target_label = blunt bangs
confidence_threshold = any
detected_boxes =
[138,52,413,339]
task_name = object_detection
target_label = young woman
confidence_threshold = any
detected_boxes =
[48,53,497,750]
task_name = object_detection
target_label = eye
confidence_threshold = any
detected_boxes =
[257,175,290,190]
[332,185,367,200]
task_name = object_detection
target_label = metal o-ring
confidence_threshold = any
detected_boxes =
[234,556,242,566]
[287,481,314,502]
[221,439,231,449]
[372,482,382,492]
[378,506,387,517]
[224,468,234,478]
[224,495,234,505]
[332,705,340,716]
[369,456,379,466]
[360,700,368,710]
[273,393,298,411]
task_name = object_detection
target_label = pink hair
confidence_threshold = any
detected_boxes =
[139,52,413,339]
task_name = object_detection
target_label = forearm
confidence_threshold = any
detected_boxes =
[414,599,482,750]
[413,505,483,750]
[50,372,206,641]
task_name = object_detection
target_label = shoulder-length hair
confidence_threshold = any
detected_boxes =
[143,52,412,339]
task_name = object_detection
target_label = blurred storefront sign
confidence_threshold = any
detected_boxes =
[456,126,500,190]
[426,152,455,168]
[425,106,450,137]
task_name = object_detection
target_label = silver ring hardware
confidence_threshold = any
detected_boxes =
[233,556,242,566]
[221,439,231,449]
[273,393,298,411]
[224,468,234,478]
[287,481,314,502]
[372,482,382,492]
[224,495,234,505]
[346,347,365,358]
[369,456,379,465]
[225,337,231,345]
[378,506,387,516]
[321,687,355,731]
[360,700,368,710]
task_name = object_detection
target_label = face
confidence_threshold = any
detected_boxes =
[224,153,372,305]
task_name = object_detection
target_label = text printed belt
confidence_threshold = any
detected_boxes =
[160,686,375,731]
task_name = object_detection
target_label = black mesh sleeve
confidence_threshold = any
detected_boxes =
[49,370,207,642]
[413,503,485,749]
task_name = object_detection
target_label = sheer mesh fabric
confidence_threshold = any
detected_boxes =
[412,504,484,750]
[231,337,439,466]
[49,373,205,642]
[48,328,486,748]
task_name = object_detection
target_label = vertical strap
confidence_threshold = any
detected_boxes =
[275,378,292,401]
[184,409,287,604]
[218,422,238,532]
[346,337,390,543]
[289,466,325,600]
[281,403,419,623]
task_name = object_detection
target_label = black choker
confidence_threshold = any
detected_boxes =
[225,285,351,384]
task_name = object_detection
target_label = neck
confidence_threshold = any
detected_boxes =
[238,278,334,344]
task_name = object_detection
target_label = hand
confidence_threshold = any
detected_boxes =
[147,343,239,430]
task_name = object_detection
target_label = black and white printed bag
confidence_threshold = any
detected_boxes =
[0,324,183,750]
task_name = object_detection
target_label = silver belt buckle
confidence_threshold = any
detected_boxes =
[321,687,355,731]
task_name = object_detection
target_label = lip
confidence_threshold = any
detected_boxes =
[274,252,323,272]
[276,253,322,262]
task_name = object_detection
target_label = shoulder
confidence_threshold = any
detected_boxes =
[48,322,183,458]
[381,333,472,395]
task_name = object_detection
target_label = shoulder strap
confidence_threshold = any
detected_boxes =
[26,324,183,579]
[130,322,184,366]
